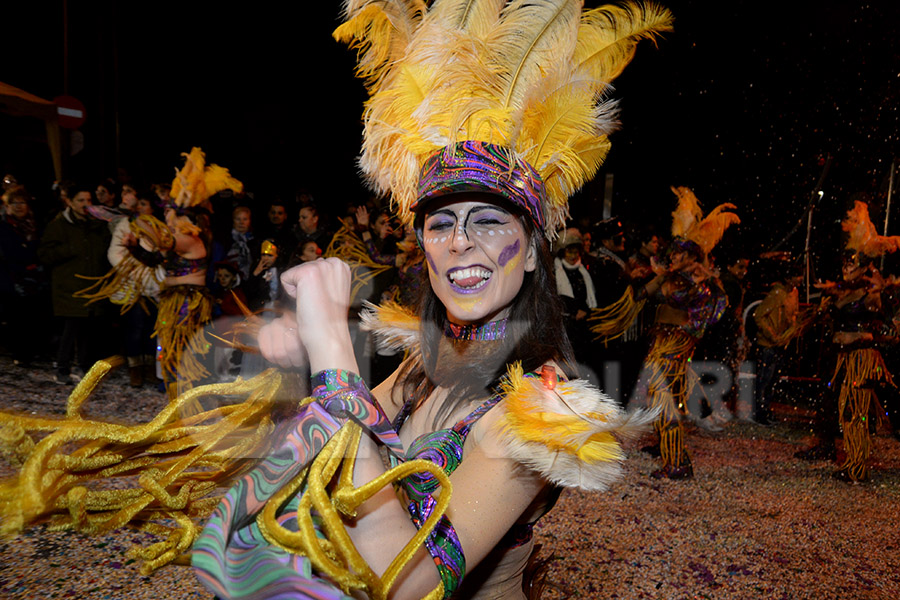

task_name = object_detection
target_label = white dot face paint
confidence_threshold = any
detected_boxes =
[420,198,535,326]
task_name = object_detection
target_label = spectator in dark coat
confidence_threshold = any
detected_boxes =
[37,184,112,384]
[292,202,334,252]
[589,218,630,307]
[0,187,49,366]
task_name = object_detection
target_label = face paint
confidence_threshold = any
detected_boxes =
[421,196,535,325]
[450,295,483,313]
[498,239,521,267]
[425,251,438,273]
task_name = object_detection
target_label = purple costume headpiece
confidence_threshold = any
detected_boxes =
[413,141,546,230]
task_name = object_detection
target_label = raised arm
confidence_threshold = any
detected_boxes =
[257,259,547,599]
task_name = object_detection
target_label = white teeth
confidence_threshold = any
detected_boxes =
[449,267,492,285]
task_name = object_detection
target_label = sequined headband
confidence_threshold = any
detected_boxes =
[413,141,546,230]
[665,238,705,262]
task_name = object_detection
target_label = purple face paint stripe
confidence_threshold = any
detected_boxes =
[497,239,521,267]
[425,251,438,273]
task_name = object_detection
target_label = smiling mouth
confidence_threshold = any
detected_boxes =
[448,266,492,292]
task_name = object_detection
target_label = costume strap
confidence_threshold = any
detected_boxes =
[407,494,465,599]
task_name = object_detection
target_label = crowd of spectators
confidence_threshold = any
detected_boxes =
[1,169,899,451]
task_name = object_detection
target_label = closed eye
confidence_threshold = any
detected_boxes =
[475,217,506,226]
[426,220,454,232]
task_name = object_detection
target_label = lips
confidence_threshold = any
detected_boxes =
[447,265,492,293]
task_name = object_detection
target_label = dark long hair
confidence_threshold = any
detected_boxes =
[395,212,576,425]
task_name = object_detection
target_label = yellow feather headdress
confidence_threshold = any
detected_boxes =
[169,147,243,209]
[669,185,740,256]
[842,200,900,257]
[334,0,673,236]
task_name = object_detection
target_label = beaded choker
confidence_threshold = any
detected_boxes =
[443,318,508,341]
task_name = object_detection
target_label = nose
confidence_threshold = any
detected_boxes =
[449,224,474,254]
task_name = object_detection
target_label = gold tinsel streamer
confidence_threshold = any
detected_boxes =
[254,422,449,599]
[0,359,289,575]
[324,218,394,302]
[832,347,893,481]
[154,285,215,407]
[74,254,160,314]
[74,216,171,313]
[1,358,453,596]
[588,286,646,344]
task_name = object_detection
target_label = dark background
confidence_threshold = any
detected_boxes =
[3,1,900,277]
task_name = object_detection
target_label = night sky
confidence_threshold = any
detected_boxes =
[3,1,900,275]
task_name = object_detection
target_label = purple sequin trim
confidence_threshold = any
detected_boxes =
[443,318,508,341]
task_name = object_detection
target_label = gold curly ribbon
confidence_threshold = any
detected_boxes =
[0,358,287,575]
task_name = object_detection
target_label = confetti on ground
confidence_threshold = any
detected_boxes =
[1,357,898,599]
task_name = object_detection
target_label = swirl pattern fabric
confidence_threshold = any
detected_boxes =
[390,392,504,597]
[192,370,399,599]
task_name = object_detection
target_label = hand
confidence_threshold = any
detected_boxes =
[864,269,885,291]
[280,258,358,373]
[123,232,138,248]
[253,254,276,275]
[257,312,308,368]
[355,205,370,228]
[575,309,588,321]
[630,264,652,280]
[687,260,713,284]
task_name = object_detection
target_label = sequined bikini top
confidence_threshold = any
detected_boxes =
[389,393,502,502]
[164,253,208,277]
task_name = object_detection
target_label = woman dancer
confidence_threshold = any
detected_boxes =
[191,2,673,598]
[139,148,243,403]
[0,3,671,598]
[592,187,738,479]
[807,201,900,482]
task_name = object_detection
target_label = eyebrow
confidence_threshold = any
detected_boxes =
[425,205,512,220]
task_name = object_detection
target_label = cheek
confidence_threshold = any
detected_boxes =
[423,232,451,245]
[497,239,520,267]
